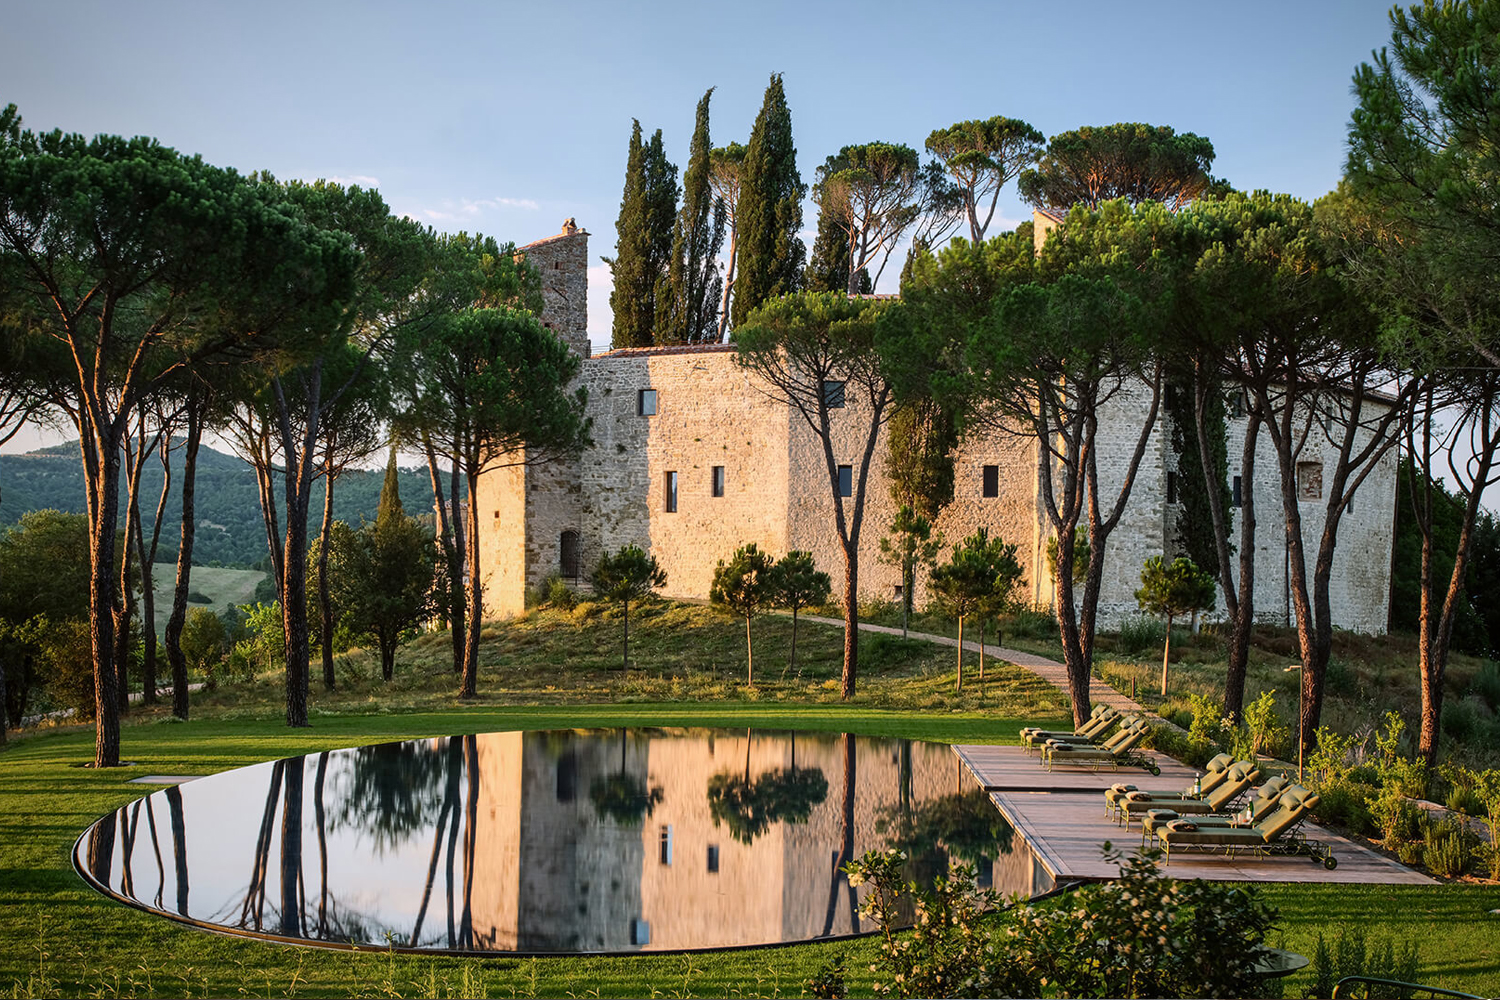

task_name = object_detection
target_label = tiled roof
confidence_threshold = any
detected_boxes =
[592,343,737,359]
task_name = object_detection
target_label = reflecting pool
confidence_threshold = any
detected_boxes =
[75,728,1051,955]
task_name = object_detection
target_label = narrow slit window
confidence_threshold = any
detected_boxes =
[982,465,999,498]
[1166,470,1178,505]
[659,825,673,866]
[665,471,678,512]
[711,465,725,497]
[706,845,720,873]
[822,380,846,408]
[837,465,852,497]
[1232,475,1243,508]
[638,389,657,416]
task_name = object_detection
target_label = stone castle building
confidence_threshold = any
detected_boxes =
[475,221,1396,634]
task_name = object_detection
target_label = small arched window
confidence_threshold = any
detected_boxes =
[560,530,580,580]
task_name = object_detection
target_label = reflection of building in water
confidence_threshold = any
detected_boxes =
[465,730,1049,952]
[468,731,648,951]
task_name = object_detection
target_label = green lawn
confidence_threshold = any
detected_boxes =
[4,605,1499,998]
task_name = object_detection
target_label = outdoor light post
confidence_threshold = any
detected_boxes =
[1284,663,1304,783]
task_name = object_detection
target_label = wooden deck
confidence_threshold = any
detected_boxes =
[956,745,1434,886]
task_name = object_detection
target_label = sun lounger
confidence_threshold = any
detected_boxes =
[1041,718,1159,774]
[1139,775,1292,844]
[1114,760,1262,827]
[1019,705,1121,754]
[1103,752,1235,816]
[1155,782,1336,868]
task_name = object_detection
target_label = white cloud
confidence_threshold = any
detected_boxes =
[325,174,381,189]
[408,195,541,225]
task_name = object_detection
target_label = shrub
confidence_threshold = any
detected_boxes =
[1117,614,1166,655]
[1369,784,1422,844]
[1423,815,1476,878]
[1472,660,1500,712]
[805,955,848,999]
[1244,690,1290,757]
[847,844,1279,1000]
[571,600,600,621]
[1306,725,1363,790]
[1396,839,1424,866]
[1308,926,1420,999]
[1006,603,1057,639]
[41,619,95,720]
[1446,784,1484,815]
[186,590,212,605]
[1312,778,1375,835]
[546,575,577,611]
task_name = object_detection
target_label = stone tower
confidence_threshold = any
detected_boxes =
[515,219,590,357]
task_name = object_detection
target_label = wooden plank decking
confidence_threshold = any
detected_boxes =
[956,744,1434,886]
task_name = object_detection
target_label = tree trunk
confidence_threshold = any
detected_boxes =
[0,656,8,746]
[166,398,204,721]
[621,599,631,672]
[1161,612,1174,696]
[78,414,124,768]
[381,633,396,683]
[955,614,964,693]
[114,425,151,715]
[423,439,465,676]
[460,469,483,698]
[717,221,738,342]
[272,371,321,729]
[745,615,753,686]
[978,619,985,683]
[138,431,173,707]
[841,549,858,699]
[317,464,337,691]
[789,607,800,674]
[278,758,304,938]
[448,454,466,676]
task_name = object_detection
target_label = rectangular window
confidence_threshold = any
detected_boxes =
[638,388,657,416]
[982,464,999,498]
[630,918,651,946]
[893,584,904,601]
[665,471,678,512]
[1297,461,1323,500]
[706,845,720,873]
[659,825,673,866]
[822,380,846,408]
[1166,470,1178,505]
[837,464,852,497]
[555,754,577,802]
[711,465,725,497]
[1232,475,1243,508]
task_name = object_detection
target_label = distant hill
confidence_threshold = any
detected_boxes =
[0,442,441,569]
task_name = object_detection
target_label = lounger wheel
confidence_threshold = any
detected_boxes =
[1323,855,1337,870]
[1149,764,1161,776]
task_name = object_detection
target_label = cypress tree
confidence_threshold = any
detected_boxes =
[376,444,403,526]
[607,122,677,348]
[732,74,806,326]
[657,88,726,344]
[607,121,652,348]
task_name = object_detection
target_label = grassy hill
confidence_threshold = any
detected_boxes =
[0,441,439,569]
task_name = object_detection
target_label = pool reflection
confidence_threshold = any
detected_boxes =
[76,729,1051,954]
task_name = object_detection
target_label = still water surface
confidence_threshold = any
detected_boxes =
[75,728,1050,954]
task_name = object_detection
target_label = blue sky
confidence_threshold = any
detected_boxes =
[3,0,1399,452]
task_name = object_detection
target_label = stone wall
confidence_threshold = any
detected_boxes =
[476,220,1396,635]
[515,220,590,358]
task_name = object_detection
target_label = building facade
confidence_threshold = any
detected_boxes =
[474,222,1396,634]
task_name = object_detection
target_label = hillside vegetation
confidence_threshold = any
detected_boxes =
[0,442,440,568]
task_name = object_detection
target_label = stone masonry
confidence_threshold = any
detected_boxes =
[474,220,1396,633]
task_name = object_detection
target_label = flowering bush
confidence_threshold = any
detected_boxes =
[845,843,1280,999]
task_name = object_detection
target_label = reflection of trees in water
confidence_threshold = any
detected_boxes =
[331,739,450,854]
[707,769,828,844]
[589,728,663,826]
[820,732,858,937]
[706,729,829,845]
[876,786,1014,899]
